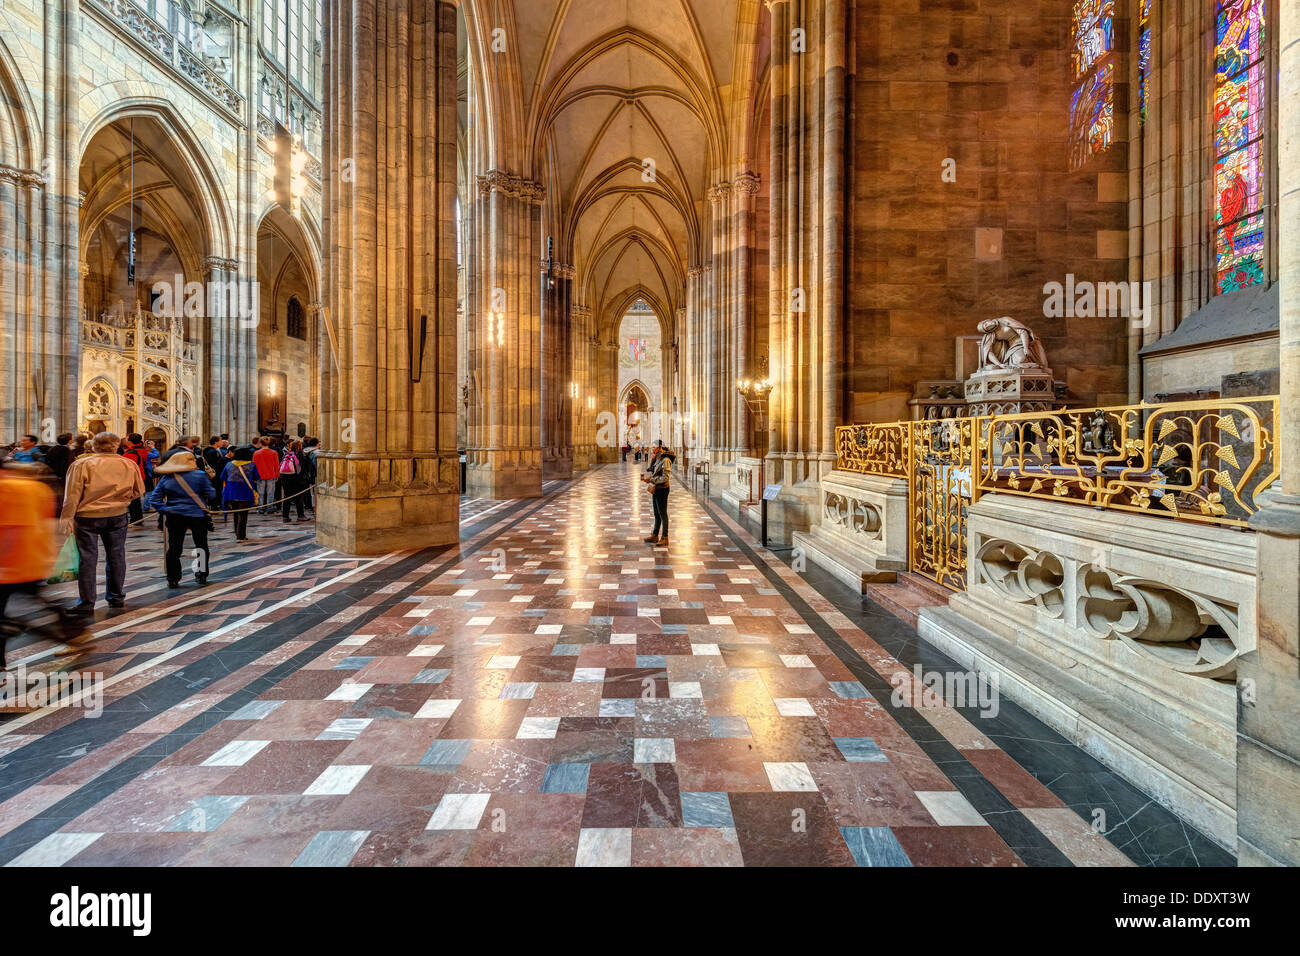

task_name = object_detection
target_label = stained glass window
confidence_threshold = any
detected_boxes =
[1214,0,1267,294]
[1069,0,1115,169]
[1138,0,1152,126]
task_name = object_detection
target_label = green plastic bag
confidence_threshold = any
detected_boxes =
[49,535,79,583]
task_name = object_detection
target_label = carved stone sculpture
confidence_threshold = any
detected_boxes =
[965,316,1057,416]
[976,316,1051,372]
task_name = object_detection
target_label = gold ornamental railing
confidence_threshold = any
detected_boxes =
[834,395,1280,589]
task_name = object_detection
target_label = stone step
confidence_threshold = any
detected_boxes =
[918,604,1236,851]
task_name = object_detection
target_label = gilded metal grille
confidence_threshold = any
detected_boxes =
[975,398,1279,528]
[834,421,910,478]
[908,418,976,590]
[831,395,1280,592]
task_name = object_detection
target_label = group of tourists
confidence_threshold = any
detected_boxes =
[0,431,323,667]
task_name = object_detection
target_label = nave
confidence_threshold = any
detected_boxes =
[0,466,1228,867]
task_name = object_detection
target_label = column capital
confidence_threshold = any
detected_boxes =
[688,264,712,278]
[203,255,240,275]
[733,171,761,195]
[706,182,732,204]
[478,169,546,204]
[0,164,44,189]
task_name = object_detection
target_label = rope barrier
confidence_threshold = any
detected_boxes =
[121,484,316,526]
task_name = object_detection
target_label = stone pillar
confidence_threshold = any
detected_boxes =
[203,255,253,439]
[763,0,848,541]
[681,304,691,457]
[684,265,709,462]
[706,180,733,473]
[316,0,461,554]
[1239,0,1300,866]
[0,0,78,440]
[733,171,760,456]
[466,170,545,498]
[45,0,80,432]
[541,261,574,479]
[571,303,594,470]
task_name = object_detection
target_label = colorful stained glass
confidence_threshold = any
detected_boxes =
[1214,66,1265,153]
[1216,212,1266,292]
[1068,0,1114,169]
[1138,0,1152,125]
[1215,141,1264,227]
[1216,0,1265,83]
[1070,0,1115,80]
[1213,0,1267,295]
[1069,62,1114,169]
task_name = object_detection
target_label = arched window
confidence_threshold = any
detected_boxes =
[262,0,323,99]
[1068,0,1115,170]
[1213,0,1267,294]
[287,296,307,340]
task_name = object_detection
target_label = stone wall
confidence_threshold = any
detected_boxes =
[847,0,1130,418]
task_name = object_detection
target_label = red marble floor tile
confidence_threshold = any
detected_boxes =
[673,739,770,793]
[891,826,1025,867]
[338,718,444,765]
[728,792,857,867]
[463,829,581,867]
[448,739,551,793]
[810,762,938,828]
[962,748,1066,809]
[631,827,745,866]
[247,699,353,740]
[212,740,350,795]
[437,699,529,739]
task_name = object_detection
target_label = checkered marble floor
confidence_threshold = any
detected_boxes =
[0,465,1208,866]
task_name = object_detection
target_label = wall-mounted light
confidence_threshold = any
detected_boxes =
[587,396,595,410]
[487,312,506,346]
[570,381,579,398]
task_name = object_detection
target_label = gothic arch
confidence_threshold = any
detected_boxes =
[0,34,38,170]
[79,99,236,261]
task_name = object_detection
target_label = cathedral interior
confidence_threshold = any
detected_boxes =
[0,0,1297,887]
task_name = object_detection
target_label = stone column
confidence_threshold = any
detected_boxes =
[763,0,848,542]
[317,0,461,554]
[685,264,709,462]
[733,170,760,456]
[706,180,733,473]
[541,261,574,479]
[571,303,594,470]
[1239,0,1300,866]
[466,170,546,498]
[45,0,80,431]
[203,255,252,440]
[674,305,688,459]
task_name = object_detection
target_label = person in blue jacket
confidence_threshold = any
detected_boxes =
[148,450,215,588]
[220,446,258,543]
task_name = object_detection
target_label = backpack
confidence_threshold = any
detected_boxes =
[123,445,149,473]
[280,452,300,476]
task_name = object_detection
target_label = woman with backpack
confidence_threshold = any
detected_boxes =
[220,446,258,542]
[279,440,308,523]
